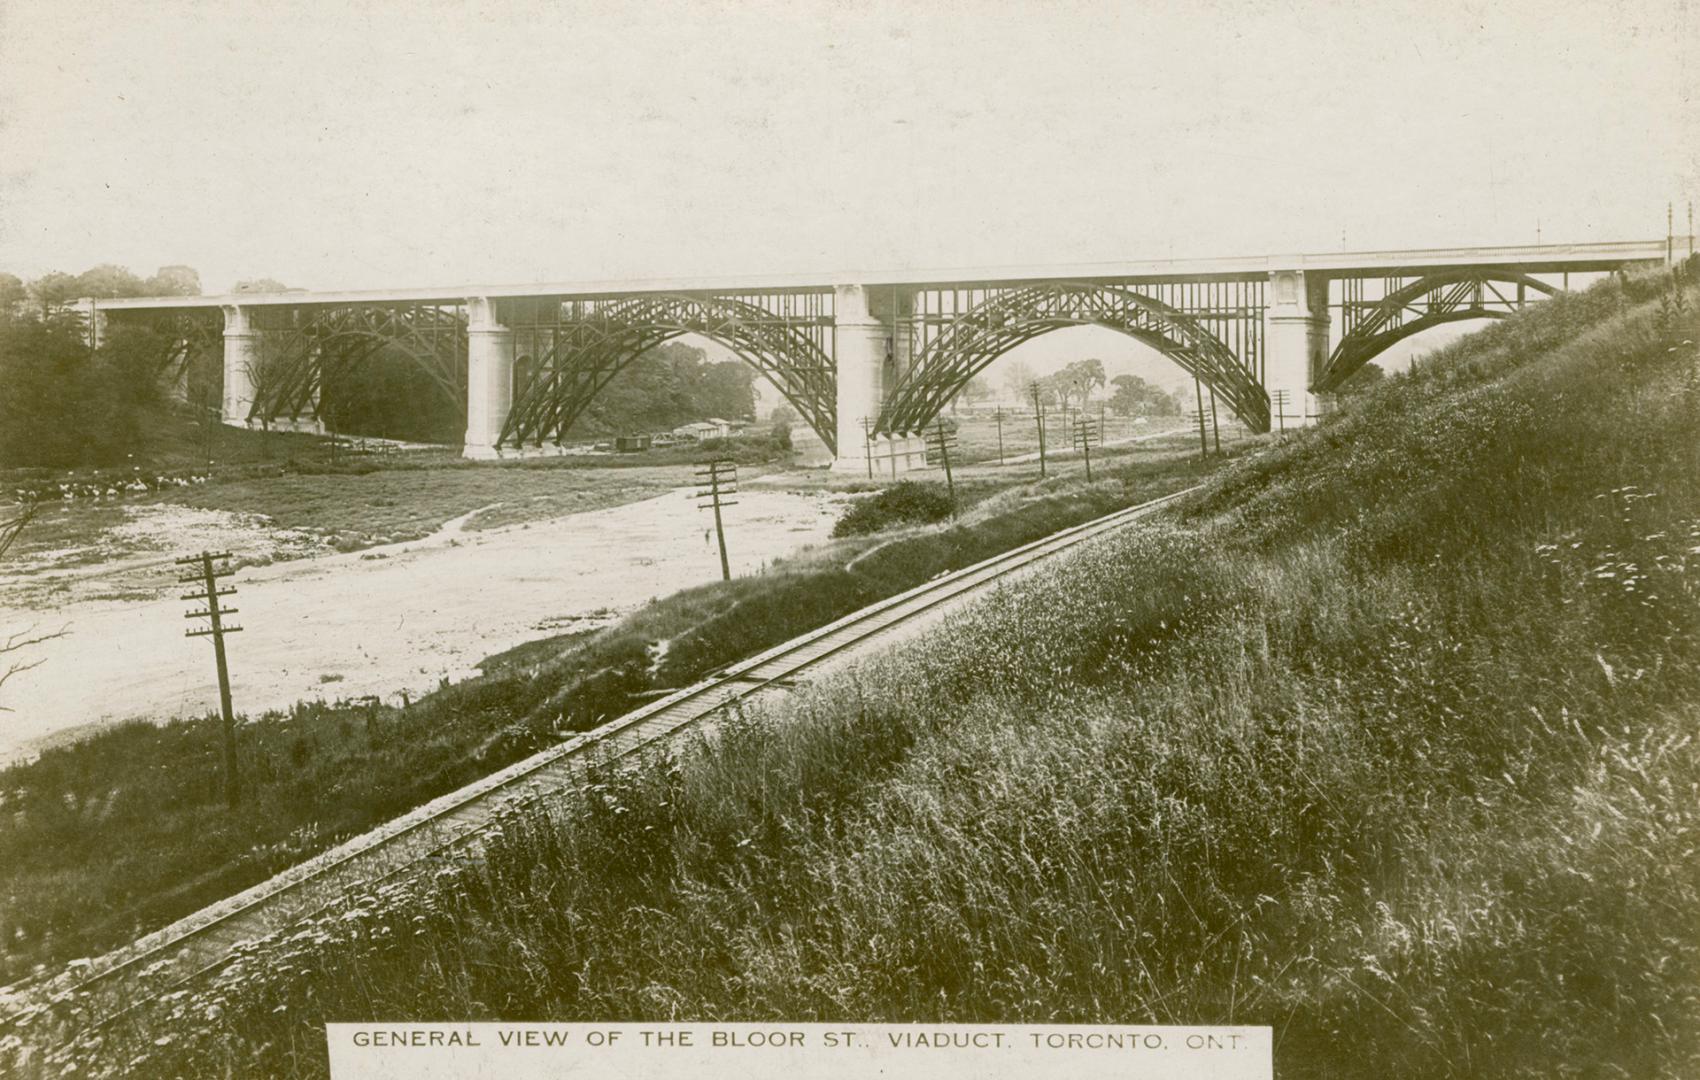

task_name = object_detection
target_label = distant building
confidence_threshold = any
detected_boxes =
[672,418,733,440]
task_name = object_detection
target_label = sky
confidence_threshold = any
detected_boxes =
[1,0,1694,395]
[1,0,1694,295]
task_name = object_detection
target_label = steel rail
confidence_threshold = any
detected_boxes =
[5,484,1198,1033]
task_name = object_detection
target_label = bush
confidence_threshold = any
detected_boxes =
[831,480,955,537]
[0,315,162,468]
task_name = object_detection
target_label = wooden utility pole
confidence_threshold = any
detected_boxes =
[179,551,243,809]
[1207,386,1221,455]
[1030,382,1048,478]
[1073,416,1100,482]
[926,418,959,503]
[695,460,738,581]
[1271,389,1290,433]
[993,407,1005,465]
[860,416,875,480]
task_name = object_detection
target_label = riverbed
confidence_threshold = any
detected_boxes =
[0,485,851,765]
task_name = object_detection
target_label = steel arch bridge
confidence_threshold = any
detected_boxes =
[880,282,1270,434]
[247,304,466,426]
[1315,268,1558,393]
[497,292,837,451]
[86,239,1675,467]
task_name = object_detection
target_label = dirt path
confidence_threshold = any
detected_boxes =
[0,486,850,765]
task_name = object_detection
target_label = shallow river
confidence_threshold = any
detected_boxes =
[0,485,849,765]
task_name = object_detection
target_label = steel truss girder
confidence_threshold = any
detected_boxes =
[498,293,838,452]
[1316,269,1557,393]
[247,305,467,425]
[158,312,223,381]
[105,310,224,380]
[880,282,1269,434]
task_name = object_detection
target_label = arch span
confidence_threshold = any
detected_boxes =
[247,305,466,426]
[105,310,222,380]
[499,294,837,451]
[878,282,1268,435]
[1315,269,1557,392]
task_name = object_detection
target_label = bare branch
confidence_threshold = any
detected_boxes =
[0,500,40,562]
[4,624,69,654]
[0,623,69,708]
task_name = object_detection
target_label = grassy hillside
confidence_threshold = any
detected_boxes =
[16,263,1700,1078]
[0,450,1209,988]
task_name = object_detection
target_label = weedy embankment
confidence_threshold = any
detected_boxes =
[0,449,1208,988]
[14,263,1700,1078]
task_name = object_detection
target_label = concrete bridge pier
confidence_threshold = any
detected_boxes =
[463,296,514,459]
[221,304,258,428]
[832,283,888,472]
[832,284,925,474]
[1263,269,1330,429]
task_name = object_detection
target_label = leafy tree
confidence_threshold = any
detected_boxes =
[698,359,757,421]
[1337,361,1387,397]
[0,314,159,467]
[73,264,147,299]
[234,278,291,294]
[1000,359,1038,403]
[958,375,995,408]
[0,273,25,314]
[1109,373,1181,416]
[27,272,81,315]
[572,342,757,437]
[145,265,201,296]
[322,344,464,443]
[0,264,202,467]
[0,316,89,465]
[1057,358,1107,409]
[1027,376,1061,409]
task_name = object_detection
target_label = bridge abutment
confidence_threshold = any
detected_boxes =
[464,297,514,459]
[1263,269,1330,429]
[78,298,108,350]
[221,305,258,428]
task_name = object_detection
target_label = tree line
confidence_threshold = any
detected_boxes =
[0,264,760,467]
[0,265,205,469]
[995,357,1186,416]
[565,341,756,436]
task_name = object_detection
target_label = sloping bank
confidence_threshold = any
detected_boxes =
[0,453,1211,992]
[27,262,1700,1079]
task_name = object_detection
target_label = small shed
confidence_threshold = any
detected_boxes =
[671,420,727,440]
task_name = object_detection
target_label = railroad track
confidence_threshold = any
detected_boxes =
[4,485,1197,1032]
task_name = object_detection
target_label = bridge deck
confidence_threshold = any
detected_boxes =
[88,239,1683,310]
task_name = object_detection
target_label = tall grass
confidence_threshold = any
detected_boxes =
[13,265,1700,1078]
[0,452,1208,987]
